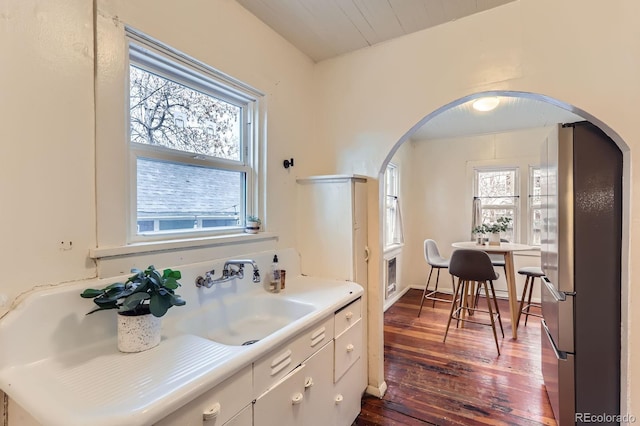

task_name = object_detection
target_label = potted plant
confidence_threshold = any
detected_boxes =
[472,224,488,245]
[81,265,185,353]
[245,215,261,234]
[484,216,512,245]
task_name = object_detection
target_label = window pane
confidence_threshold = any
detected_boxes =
[477,170,516,198]
[136,158,242,234]
[130,65,241,161]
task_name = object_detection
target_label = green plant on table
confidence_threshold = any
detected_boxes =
[474,216,512,234]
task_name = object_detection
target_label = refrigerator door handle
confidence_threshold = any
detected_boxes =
[543,277,567,302]
[542,319,568,361]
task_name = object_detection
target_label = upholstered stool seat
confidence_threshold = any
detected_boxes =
[443,249,504,355]
[418,239,454,317]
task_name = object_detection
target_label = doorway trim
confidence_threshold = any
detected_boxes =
[374,90,630,413]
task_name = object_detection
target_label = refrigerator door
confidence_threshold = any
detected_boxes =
[541,276,574,354]
[541,126,575,294]
[541,320,575,426]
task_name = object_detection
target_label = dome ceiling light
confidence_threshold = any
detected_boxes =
[472,97,500,112]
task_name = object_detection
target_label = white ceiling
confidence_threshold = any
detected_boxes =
[237,0,516,62]
[236,1,586,140]
[411,96,585,141]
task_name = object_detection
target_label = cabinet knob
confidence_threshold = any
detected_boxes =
[335,394,344,404]
[292,392,304,405]
[203,402,221,421]
[345,312,353,320]
[304,377,314,389]
[346,344,355,353]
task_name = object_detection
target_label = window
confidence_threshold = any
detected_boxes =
[474,168,518,242]
[384,163,403,247]
[529,167,543,245]
[128,37,259,239]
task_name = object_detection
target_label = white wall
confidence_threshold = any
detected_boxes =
[314,0,638,412]
[395,127,550,299]
[0,0,318,315]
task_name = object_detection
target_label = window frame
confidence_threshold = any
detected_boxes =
[126,32,261,243]
[384,163,403,249]
[528,166,543,246]
[473,166,520,242]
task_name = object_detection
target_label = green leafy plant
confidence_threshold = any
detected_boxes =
[247,215,261,224]
[473,216,512,234]
[81,265,186,317]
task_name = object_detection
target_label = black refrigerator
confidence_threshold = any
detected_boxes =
[540,121,622,425]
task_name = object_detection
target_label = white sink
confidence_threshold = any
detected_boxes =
[177,295,315,346]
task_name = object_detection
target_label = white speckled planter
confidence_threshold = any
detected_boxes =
[117,311,162,353]
[245,221,260,234]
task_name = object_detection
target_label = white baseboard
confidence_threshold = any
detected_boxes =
[383,286,413,312]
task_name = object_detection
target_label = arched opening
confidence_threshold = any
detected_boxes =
[372,90,629,422]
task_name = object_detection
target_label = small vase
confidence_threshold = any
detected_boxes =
[488,232,501,246]
[117,309,162,353]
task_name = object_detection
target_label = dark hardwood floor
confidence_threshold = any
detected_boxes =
[355,289,557,426]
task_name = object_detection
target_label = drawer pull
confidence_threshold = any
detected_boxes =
[311,327,326,339]
[335,394,344,404]
[345,312,353,320]
[292,392,304,405]
[346,344,355,353]
[271,349,292,368]
[203,402,221,421]
[305,377,314,389]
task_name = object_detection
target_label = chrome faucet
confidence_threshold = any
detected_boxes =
[195,259,261,288]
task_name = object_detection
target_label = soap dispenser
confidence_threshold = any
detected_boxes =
[270,255,281,293]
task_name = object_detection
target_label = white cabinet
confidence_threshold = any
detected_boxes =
[254,342,334,426]
[154,366,252,426]
[253,315,334,399]
[296,175,368,285]
[254,298,365,426]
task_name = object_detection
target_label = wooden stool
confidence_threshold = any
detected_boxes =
[516,267,544,327]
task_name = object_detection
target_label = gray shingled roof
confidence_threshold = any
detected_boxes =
[137,158,241,216]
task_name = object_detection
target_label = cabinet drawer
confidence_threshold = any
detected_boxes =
[154,366,252,426]
[334,318,362,382]
[254,315,334,398]
[334,298,361,337]
[333,357,364,426]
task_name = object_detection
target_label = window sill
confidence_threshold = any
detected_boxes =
[383,244,404,259]
[90,232,278,260]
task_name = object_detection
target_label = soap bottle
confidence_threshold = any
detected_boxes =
[270,255,281,293]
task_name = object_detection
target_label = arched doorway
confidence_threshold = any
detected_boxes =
[372,90,629,421]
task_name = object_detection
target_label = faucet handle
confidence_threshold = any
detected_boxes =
[195,269,215,288]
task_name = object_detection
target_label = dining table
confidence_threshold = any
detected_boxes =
[451,241,534,339]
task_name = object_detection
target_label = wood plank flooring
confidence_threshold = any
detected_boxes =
[355,289,557,426]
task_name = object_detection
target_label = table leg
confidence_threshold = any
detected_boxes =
[504,252,518,339]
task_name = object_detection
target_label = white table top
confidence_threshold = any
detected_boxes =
[452,241,534,252]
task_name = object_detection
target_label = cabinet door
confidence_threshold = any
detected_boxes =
[302,342,334,423]
[254,364,307,426]
[154,367,252,426]
[224,405,252,426]
[333,357,364,426]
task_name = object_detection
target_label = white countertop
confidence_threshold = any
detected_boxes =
[0,274,363,426]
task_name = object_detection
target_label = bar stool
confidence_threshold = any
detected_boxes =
[516,266,544,327]
[443,249,504,355]
[418,239,453,317]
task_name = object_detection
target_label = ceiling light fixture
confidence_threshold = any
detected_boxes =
[472,97,500,112]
